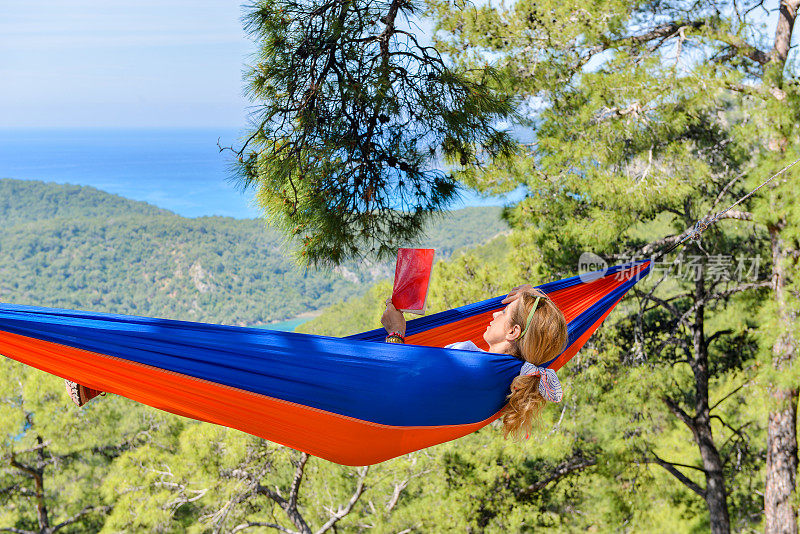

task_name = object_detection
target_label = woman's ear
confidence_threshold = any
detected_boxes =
[506,323,522,342]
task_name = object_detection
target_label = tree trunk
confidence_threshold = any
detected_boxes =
[772,0,800,66]
[695,416,731,534]
[765,225,799,534]
[9,436,51,533]
[762,0,800,526]
[766,388,799,534]
[692,265,732,534]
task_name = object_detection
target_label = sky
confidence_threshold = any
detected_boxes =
[0,1,789,129]
[0,1,252,128]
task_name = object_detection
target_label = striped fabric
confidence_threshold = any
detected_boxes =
[520,363,563,402]
[0,259,650,465]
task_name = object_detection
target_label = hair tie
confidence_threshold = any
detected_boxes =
[519,363,563,402]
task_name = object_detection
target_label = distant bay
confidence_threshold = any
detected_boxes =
[263,317,310,332]
[256,311,323,332]
[0,128,524,219]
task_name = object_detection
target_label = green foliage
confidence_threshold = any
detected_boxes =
[302,231,772,532]
[0,179,513,533]
[0,357,178,533]
[233,0,517,266]
[0,180,781,533]
[3,0,800,528]
[0,178,170,227]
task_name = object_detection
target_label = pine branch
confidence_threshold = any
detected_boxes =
[640,293,692,315]
[714,33,770,65]
[8,450,49,533]
[254,483,311,534]
[316,466,369,534]
[517,454,597,496]
[0,440,52,461]
[710,414,752,444]
[632,285,696,363]
[52,505,112,532]
[620,20,706,47]
[383,466,432,512]
[772,0,800,66]
[288,453,309,511]
[232,522,298,534]
[0,482,23,496]
[716,418,754,459]
[384,480,407,512]
[704,329,733,348]
[235,0,517,265]
[8,457,39,481]
[712,210,753,221]
[212,462,275,534]
[725,81,787,102]
[635,229,694,257]
[649,451,707,498]
[250,455,314,534]
[707,279,772,301]
[643,455,708,472]
[664,396,696,431]
[633,288,684,318]
[710,173,745,212]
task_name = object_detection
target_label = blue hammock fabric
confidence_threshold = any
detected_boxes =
[0,259,650,465]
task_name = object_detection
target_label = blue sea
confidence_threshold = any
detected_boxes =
[0,128,522,219]
[0,128,260,219]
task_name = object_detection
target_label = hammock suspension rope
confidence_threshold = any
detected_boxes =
[655,155,800,260]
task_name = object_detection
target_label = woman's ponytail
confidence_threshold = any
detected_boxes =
[502,291,567,439]
[504,374,547,439]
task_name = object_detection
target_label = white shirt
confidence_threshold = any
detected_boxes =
[445,340,526,377]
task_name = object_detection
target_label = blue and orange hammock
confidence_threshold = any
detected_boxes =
[0,259,650,465]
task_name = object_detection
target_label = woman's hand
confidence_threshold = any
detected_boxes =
[502,284,547,304]
[381,298,406,337]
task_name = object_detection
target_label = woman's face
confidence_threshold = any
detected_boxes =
[483,299,519,346]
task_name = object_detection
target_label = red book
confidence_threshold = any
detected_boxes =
[392,248,435,315]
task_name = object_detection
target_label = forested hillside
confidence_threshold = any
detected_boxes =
[2,214,779,533]
[0,179,507,325]
[0,178,171,226]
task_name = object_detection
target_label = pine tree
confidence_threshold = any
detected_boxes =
[231,0,517,266]
[0,361,166,533]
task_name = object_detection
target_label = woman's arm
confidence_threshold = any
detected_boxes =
[381,298,406,343]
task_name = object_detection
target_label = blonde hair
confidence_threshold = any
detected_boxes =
[502,290,568,439]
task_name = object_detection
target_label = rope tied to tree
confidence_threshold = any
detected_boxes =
[689,218,710,241]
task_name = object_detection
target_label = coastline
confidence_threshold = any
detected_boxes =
[293,310,323,320]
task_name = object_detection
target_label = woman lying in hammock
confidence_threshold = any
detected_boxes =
[65,285,568,438]
[381,284,568,438]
